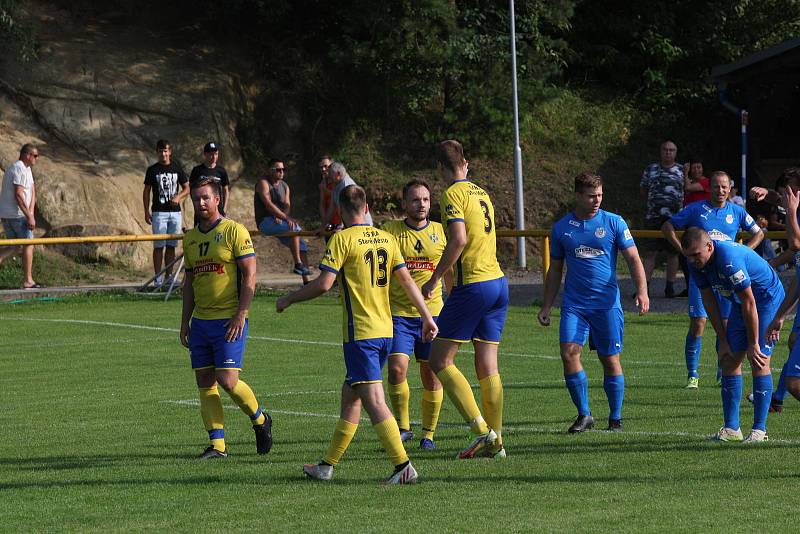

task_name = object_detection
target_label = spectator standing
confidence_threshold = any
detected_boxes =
[254,158,311,282]
[317,155,340,235]
[324,161,373,227]
[143,139,189,287]
[0,143,39,289]
[190,142,230,218]
[640,140,684,298]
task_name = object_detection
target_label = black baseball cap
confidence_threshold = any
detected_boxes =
[203,141,219,153]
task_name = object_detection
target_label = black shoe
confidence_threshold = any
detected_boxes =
[567,415,594,433]
[199,446,228,459]
[606,419,623,432]
[254,412,273,455]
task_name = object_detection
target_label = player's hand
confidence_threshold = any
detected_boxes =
[537,308,551,327]
[225,312,247,342]
[422,316,438,342]
[180,322,190,348]
[635,291,650,315]
[749,187,768,201]
[420,279,436,300]
[766,317,784,344]
[26,214,35,230]
[782,186,800,213]
[276,296,290,313]
[746,343,770,371]
[144,211,152,225]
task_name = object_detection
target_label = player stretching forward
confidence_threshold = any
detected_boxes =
[180,177,272,459]
[681,227,784,442]
[277,185,437,484]
[662,171,762,389]
[382,179,450,450]
[421,139,508,459]
[539,172,649,433]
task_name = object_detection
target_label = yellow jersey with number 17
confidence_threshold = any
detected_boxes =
[440,180,504,286]
[320,224,405,342]
[184,218,255,320]
[381,219,446,317]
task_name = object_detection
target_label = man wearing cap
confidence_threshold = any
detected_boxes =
[190,142,230,218]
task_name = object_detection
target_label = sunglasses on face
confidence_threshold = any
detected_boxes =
[271,168,285,173]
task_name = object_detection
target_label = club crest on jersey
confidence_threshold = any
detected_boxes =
[575,246,604,258]
[595,227,606,238]
[215,233,223,242]
[725,214,734,224]
[429,233,439,243]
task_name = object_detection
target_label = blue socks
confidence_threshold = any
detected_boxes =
[752,375,774,432]
[564,370,590,416]
[603,374,625,421]
[685,334,702,378]
[773,361,788,403]
[721,375,742,430]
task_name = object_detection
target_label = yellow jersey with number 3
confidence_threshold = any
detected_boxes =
[320,224,405,342]
[440,180,503,286]
[381,219,446,317]
[184,218,255,320]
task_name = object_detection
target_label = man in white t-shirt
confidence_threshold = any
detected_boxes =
[324,161,373,228]
[0,143,39,289]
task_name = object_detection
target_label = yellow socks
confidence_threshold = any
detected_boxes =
[388,380,411,430]
[479,374,504,443]
[374,417,409,467]
[198,385,225,451]
[421,388,443,440]
[323,419,358,466]
[437,364,489,434]
[227,380,265,425]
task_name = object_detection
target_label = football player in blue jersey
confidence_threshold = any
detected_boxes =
[538,172,649,433]
[662,171,763,389]
[681,227,785,442]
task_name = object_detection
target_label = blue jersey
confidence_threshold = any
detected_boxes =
[550,209,635,310]
[669,200,759,242]
[690,240,783,306]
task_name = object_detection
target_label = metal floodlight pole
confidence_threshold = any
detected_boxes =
[509,0,526,268]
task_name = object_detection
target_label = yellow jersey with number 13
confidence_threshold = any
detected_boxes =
[320,224,406,342]
[381,219,446,317]
[184,218,255,320]
[440,180,504,286]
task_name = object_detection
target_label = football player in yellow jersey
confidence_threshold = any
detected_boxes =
[277,185,437,484]
[180,178,273,459]
[421,139,508,459]
[382,179,451,451]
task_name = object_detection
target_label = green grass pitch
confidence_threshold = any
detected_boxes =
[2,293,800,532]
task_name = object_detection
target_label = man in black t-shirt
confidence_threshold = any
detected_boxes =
[143,139,189,287]
[189,141,230,218]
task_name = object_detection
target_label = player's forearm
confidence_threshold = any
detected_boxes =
[540,266,562,310]
[432,240,465,285]
[237,276,256,315]
[661,222,682,253]
[398,272,434,322]
[181,280,195,325]
[745,231,763,250]
[774,278,798,322]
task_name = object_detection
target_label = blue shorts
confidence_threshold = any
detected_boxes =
[390,316,436,362]
[189,318,247,370]
[343,337,391,386]
[1,217,33,239]
[151,211,182,248]
[437,277,508,344]
[688,277,732,319]
[560,306,624,357]
[258,216,308,252]
[726,298,783,355]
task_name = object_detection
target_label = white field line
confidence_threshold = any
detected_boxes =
[13,317,727,369]
[161,399,800,444]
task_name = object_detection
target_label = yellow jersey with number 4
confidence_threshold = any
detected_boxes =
[320,224,405,342]
[184,218,255,320]
[381,219,446,317]
[440,180,503,286]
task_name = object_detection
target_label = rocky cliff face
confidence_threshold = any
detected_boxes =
[0,3,258,267]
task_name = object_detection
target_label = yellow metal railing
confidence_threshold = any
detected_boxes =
[0,229,787,277]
